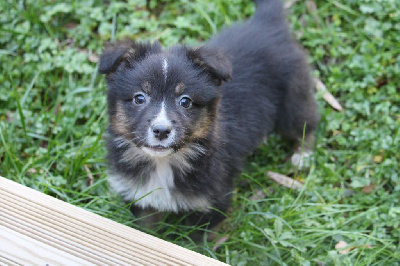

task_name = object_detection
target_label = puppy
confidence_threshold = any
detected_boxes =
[98,0,319,229]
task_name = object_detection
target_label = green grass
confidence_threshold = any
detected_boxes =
[1,0,399,264]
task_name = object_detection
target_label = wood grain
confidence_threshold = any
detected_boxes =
[0,176,226,265]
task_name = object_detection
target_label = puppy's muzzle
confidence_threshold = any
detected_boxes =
[152,124,172,141]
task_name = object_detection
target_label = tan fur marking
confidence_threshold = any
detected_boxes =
[191,109,212,139]
[111,101,130,135]
[123,48,135,60]
[175,82,185,95]
[142,81,151,94]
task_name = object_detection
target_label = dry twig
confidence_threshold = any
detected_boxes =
[83,164,94,186]
[315,78,343,111]
[267,171,303,190]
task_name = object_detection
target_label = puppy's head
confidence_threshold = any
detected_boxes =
[99,40,232,157]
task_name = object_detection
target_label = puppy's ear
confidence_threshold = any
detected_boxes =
[98,40,161,74]
[186,46,232,85]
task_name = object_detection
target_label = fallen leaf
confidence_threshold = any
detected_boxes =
[335,240,351,254]
[335,241,372,254]
[27,168,37,174]
[356,165,365,172]
[362,183,375,193]
[65,22,78,29]
[373,155,383,163]
[89,53,99,63]
[376,76,389,88]
[315,78,343,111]
[332,130,342,136]
[267,171,303,190]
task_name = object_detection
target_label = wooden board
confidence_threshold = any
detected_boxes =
[0,176,226,265]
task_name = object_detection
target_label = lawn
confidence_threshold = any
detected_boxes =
[1,0,399,264]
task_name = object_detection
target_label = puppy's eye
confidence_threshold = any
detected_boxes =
[134,94,146,105]
[179,96,192,109]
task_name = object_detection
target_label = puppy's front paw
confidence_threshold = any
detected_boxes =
[291,150,313,169]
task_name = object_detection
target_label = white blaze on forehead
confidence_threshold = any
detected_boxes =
[162,57,168,84]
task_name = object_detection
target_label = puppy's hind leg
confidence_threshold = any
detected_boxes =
[275,60,320,168]
[290,134,316,169]
[282,113,318,170]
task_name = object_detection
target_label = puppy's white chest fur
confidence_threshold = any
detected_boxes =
[134,159,175,210]
[108,155,210,213]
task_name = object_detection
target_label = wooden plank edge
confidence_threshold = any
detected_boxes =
[0,176,227,266]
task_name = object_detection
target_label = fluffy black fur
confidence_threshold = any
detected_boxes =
[99,0,319,229]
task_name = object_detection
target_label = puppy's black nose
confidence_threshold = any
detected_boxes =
[152,125,172,140]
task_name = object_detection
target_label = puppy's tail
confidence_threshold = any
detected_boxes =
[252,0,285,23]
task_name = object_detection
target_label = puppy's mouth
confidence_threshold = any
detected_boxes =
[142,145,174,157]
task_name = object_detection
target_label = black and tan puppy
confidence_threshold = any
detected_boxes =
[99,0,319,229]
